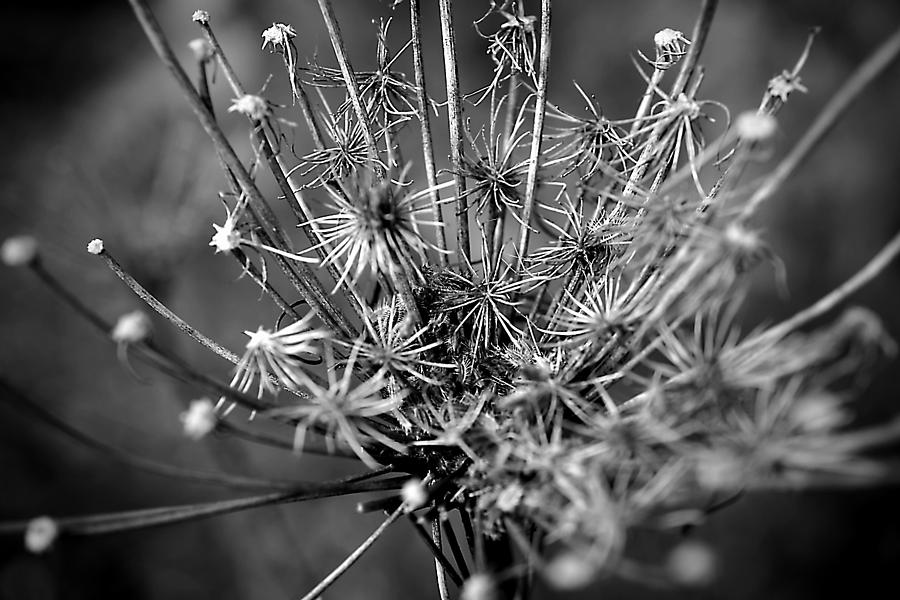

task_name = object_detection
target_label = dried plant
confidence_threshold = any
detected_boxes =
[4,1,900,598]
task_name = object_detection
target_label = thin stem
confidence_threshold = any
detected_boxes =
[316,0,382,175]
[432,518,451,600]
[0,477,404,537]
[230,248,298,320]
[407,515,464,587]
[438,0,471,268]
[669,0,718,98]
[30,260,110,333]
[742,24,900,219]
[0,377,301,491]
[515,0,552,274]
[298,504,405,600]
[125,0,349,336]
[753,228,900,344]
[631,67,665,137]
[442,517,471,579]
[503,72,520,147]
[410,0,448,265]
[215,420,357,459]
[95,244,240,364]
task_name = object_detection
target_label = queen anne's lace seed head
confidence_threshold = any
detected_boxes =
[18,5,900,596]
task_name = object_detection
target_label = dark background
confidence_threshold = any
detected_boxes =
[2,1,899,598]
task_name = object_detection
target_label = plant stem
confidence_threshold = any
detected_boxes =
[0,477,404,537]
[754,228,900,344]
[407,514,464,587]
[298,504,405,600]
[95,245,240,364]
[669,0,718,98]
[410,0,448,265]
[515,0,552,275]
[316,0,382,176]
[0,377,310,492]
[438,0,471,268]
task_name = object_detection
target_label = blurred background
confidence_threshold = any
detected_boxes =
[1,0,899,598]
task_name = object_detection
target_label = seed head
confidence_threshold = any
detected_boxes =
[191,10,210,24]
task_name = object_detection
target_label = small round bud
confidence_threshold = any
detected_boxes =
[1,235,38,267]
[666,541,717,587]
[188,38,214,62]
[460,573,497,600]
[180,398,218,440]
[735,111,777,142]
[401,478,428,511]
[192,10,210,24]
[228,95,270,121]
[111,311,152,344]
[543,551,597,590]
[87,239,104,255]
[25,516,58,554]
